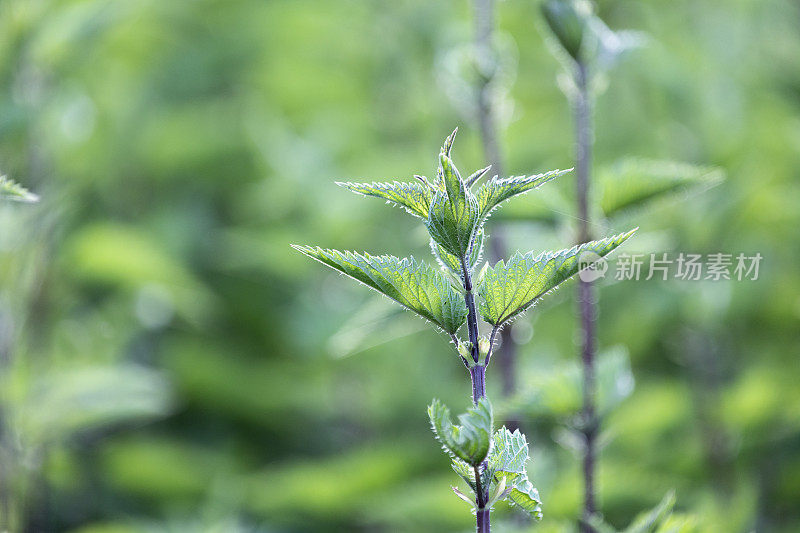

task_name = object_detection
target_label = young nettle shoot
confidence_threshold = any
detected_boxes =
[292,129,635,532]
[0,175,39,203]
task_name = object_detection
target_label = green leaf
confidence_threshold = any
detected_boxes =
[0,175,39,203]
[440,127,457,159]
[425,154,480,259]
[465,165,492,188]
[336,180,433,219]
[586,515,620,533]
[476,169,570,223]
[506,477,543,519]
[541,0,587,61]
[428,398,493,466]
[478,228,636,325]
[599,158,724,219]
[451,457,477,491]
[624,491,676,533]
[487,427,529,477]
[505,346,634,419]
[486,427,542,519]
[586,490,676,533]
[430,239,461,275]
[426,164,479,262]
[292,246,467,334]
[18,365,172,443]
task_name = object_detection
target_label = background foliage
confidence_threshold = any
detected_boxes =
[0,0,798,531]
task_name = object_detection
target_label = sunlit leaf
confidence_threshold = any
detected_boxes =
[506,477,543,518]
[487,427,528,477]
[486,427,542,518]
[475,169,570,222]
[478,229,637,325]
[292,246,467,334]
[0,175,38,203]
[337,180,433,219]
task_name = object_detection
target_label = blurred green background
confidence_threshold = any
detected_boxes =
[0,0,799,531]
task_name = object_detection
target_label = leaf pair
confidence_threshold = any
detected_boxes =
[293,228,636,336]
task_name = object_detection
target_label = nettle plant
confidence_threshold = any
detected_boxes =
[293,129,635,531]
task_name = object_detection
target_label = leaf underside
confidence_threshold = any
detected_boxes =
[292,246,467,334]
[478,228,637,325]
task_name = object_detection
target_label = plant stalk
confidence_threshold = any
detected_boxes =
[575,60,597,532]
[462,259,482,380]
[463,253,489,533]
[470,364,486,405]
[473,461,490,533]
[477,507,491,532]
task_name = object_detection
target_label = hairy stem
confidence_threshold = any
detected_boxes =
[474,462,490,533]
[473,0,518,425]
[470,365,486,405]
[462,258,482,373]
[462,254,489,532]
[575,61,597,532]
[477,506,491,533]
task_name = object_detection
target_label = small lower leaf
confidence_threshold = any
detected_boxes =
[507,479,543,519]
[428,398,493,466]
[486,427,543,519]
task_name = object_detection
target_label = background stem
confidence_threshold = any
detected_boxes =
[575,61,597,532]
